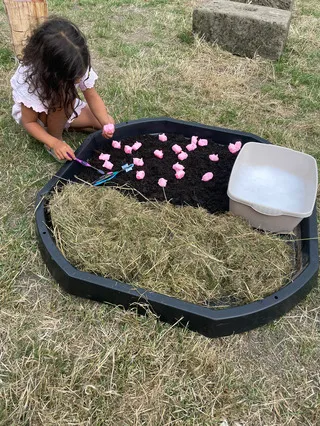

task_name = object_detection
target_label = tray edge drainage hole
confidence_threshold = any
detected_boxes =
[274,296,279,300]
[43,231,46,235]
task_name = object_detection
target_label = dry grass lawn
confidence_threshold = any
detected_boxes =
[49,184,293,306]
[0,0,319,425]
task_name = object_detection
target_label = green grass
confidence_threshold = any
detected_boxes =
[0,0,320,424]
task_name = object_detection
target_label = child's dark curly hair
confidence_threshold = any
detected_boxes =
[22,17,91,118]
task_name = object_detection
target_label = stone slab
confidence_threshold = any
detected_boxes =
[193,0,292,60]
[233,0,293,11]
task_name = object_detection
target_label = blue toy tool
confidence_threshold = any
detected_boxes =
[93,163,134,186]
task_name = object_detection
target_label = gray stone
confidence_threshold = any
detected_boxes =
[233,0,293,11]
[193,0,292,60]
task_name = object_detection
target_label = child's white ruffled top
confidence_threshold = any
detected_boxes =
[11,64,98,127]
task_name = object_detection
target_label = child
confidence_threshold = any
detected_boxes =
[10,17,115,161]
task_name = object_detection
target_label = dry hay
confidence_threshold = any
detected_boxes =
[48,184,294,307]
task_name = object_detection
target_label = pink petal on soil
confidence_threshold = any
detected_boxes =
[99,153,110,161]
[172,144,182,154]
[136,171,145,180]
[154,149,164,159]
[198,138,208,147]
[228,141,242,154]
[191,136,198,145]
[124,145,133,154]
[178,151,188,161]
[133,158,144,167]
[112,140,121,149]
[209,154,219,162]
[158,133,167,142]
[103,160,114,170]
[103,123,115,133]
[175,170,185,179]
[158,178,167,188]
[132,141,142,151]
[186,143,197,151]
[202,172,213,182]
[172,162,185,172]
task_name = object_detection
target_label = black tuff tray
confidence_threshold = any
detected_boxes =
[35,118,318,337]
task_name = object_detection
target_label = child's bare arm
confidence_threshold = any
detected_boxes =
[21,104,75,160]
[83,88,115,138]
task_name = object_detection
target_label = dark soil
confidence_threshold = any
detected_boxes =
[77,133,241,213]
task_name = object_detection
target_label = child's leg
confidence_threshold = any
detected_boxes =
[68,105,102,131]
[46,101,101,140]
[46,107,70,141]
[38,112,48,127]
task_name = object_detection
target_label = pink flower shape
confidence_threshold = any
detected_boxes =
[99,153,110,161]
[172,144,182,154]
[172,162,185,172]
[103,123,115,133]
[112,140,121,149]
[198,138,208,147]
[191,136,198,145]
[178,151,188,161]
[209,154,219,162]
[133,157,144,167]
[202,172,213,182]
[154,149,164,159]
[136,171,145,180]
[228,141,242,154]
[175,170,185,179]
[132,141,142,151]
[186,143,197,151]
[103,160,114,170]
[124,145,132,155]
[158,178,167,188]
[159,133,167,142]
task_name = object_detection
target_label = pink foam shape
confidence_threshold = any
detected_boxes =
[103,123,115,133]
[158,133,167,142]
[175,170,185,179]
[172,144,182,154]
[99,153,110,161]
[103,160,114,170]
[172,162,185,172]
[186,143,197,151]
[178,151,188,161]
[202,172,213,182]
[191,136,198,145]
[132,141,142,151]
[136,171,145,180]
[112,140,121,149]
[124,145,132,154]
[154,149,164,159]
[198,138,208,147]
[228,141,242,154]
[158,178,167,188]
[133,158,144,167]
[209,154,219,162]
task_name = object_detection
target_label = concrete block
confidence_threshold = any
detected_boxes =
[233,0,293,11]
[193,0,292,60]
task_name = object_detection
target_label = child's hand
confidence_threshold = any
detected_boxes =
[102,115,115,139]
[52,139,75,161]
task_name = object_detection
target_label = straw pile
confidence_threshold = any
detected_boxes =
[49,184,294,306]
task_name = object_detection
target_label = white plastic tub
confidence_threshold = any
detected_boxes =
[227,142,318,233]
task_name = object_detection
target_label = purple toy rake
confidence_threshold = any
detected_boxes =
[67,153,105,175]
